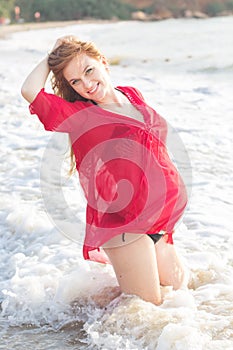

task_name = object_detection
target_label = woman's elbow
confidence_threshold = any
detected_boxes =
[21,84,36,104]
[21,83,29,101]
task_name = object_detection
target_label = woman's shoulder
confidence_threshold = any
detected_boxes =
[116,85,145,102]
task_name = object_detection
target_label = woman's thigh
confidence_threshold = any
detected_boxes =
[103,234,162,305]
[155,236,187,290]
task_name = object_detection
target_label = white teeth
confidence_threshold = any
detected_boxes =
[88,84,98,94]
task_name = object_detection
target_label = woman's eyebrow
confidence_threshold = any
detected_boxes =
[68,65,89,83]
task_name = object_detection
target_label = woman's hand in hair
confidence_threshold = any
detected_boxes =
[50,35,78,53]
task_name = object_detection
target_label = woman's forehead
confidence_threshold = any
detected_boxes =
[63,53,98,78]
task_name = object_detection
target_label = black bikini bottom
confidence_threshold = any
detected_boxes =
[121,232,164,244]
[147,233,164,244]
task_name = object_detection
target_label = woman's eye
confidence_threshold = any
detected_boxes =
[71,79,80,85]
[86,67,93,75]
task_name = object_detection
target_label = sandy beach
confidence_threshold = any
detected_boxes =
[0,19,115,39]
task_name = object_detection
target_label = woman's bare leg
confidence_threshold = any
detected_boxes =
[103,234,162,305]
[155,235,187,290]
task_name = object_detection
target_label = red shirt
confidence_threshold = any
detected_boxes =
[30,86,187,263]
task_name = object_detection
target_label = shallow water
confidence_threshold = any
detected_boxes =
[0,17,233,349]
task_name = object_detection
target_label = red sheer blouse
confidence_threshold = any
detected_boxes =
[30,86,187,263]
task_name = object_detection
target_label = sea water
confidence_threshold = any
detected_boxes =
[0,17,233,349]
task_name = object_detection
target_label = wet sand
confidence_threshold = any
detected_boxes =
[0,19,115,39]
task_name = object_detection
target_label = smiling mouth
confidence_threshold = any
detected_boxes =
[88,83,99,94]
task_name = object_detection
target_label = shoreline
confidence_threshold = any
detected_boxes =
[0,19,117,39]
[1,14,232,40]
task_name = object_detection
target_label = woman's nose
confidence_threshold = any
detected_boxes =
[82,77,92,89]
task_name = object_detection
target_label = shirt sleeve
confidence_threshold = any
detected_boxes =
[29,88,87,132]
[116,85,145,104]
[130,86,145,101]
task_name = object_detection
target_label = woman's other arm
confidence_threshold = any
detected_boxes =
[21,56,50,103]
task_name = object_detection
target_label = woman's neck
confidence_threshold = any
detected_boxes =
[97,87,129,107]
[96,88,145,123]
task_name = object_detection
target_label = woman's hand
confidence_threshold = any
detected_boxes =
[50,35,78,53]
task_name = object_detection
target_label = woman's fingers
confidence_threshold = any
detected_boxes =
[51,35,77,52]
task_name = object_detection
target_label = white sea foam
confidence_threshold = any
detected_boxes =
[0,17,233,349]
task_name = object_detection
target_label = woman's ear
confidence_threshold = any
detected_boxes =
[101,55,109,71]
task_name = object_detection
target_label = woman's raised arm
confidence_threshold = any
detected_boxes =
[21,56,50,104]
[21,36,77,104]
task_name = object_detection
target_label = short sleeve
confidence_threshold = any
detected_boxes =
[29,89,87,132]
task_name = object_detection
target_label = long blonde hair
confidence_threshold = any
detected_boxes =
[47,36,103,174]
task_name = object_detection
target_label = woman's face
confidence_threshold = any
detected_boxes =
[63,53,111,103]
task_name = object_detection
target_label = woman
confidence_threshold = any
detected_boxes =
[21,36,188,305]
